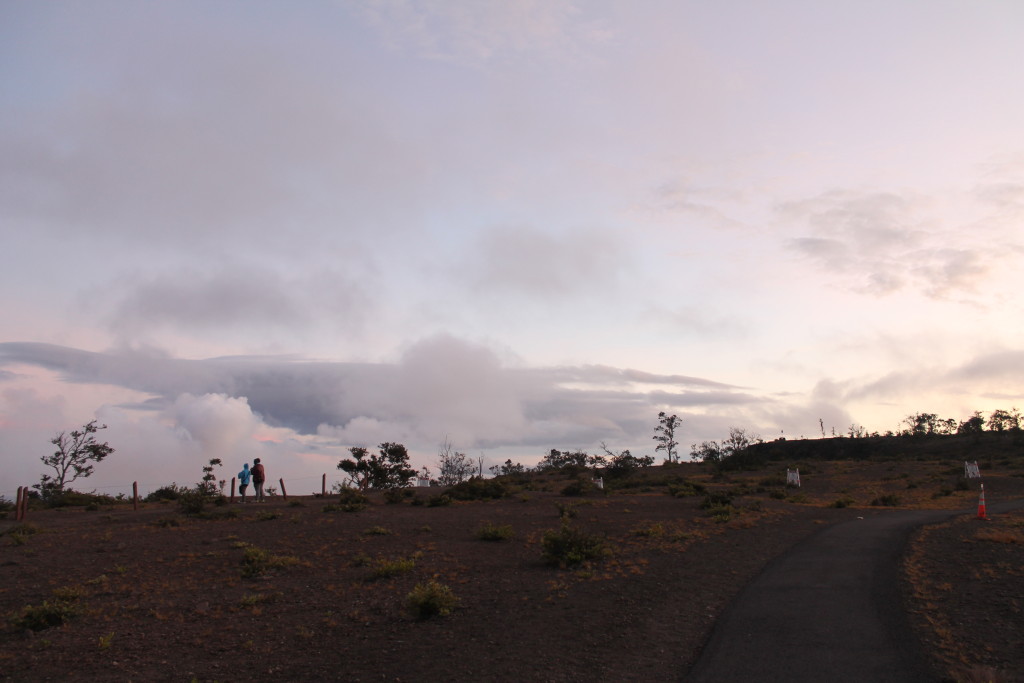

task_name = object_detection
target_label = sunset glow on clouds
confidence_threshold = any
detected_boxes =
[2,1,1023,495]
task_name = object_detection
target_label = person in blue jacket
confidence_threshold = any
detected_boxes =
[238,463,252,503]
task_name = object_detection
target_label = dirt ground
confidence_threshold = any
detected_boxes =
[2,460,1022,682]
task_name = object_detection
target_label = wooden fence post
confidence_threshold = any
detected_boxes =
[15,487,23,522]
[279,478,287,501]
[322,473,326,497]
[18,485,28,522]
[133,481,139,511]
[230,477,236,503]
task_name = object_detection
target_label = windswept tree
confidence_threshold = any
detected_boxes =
[436,438,475,486]
[653,412,681,462]
[338,443,417,490]
[36,420,115,501]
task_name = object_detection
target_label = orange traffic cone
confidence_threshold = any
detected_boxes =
[976,484,988,521]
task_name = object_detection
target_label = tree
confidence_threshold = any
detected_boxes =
[199,458,223,497]
[489,459,527,476]
[537,449,590,471]
[600,443,654,477]
[36,420,114,500]
[988,408,1021,432]
[690,440,723,464]
[436,439,475,486]
[338,443,417,490]
[957,412,985,435]
[653,412,681,462]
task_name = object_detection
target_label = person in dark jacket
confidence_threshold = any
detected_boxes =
[251,458,266,502]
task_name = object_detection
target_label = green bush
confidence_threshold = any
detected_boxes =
[870,494,901,507]
[560,479,603,497]
[144,484,189,502]
[476,523,514,541]
[11,599,82,631]
[700,491,734,509]
[541,522,608,568]
[369,555,416,579]
[667,481,706,498]
[445,477,508,501]
[383,488,415,504]
[406,580,458,619]
[336,487,369,512]
[240,545,300,579]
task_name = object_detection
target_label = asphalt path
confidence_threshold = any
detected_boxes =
[684,500,1024,682]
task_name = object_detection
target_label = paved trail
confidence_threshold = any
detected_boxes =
[685,501,1024,683]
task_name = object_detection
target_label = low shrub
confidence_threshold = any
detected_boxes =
[144,484,189,503]
[870,494,901,507]
[369,555,416,579]
[830,496,856,508]
[445,477,508,501]
[700,491,734,509]
[667,481,707,498]
[427,494,452,507]
[336,487,369,512]
[476,523,514,541]
[363,526,392,536]
[406,580,458,619]
[240,545,300,579]
[11,587,83,631]
[632,522,666,538]
[541,522,609,568]
[560,479,604,497]
[383,488,415,504]
[254,511,282,521]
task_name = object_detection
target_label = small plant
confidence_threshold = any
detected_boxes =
[476,523,514,541]
[830,496,856,508]
[870,494,901,507]
[556,502,578,519]
[541,522,609,568]
[427,494,452,507]
[255,510,282,521]
[98,632,115,650]
[153,517,180,528]
[667,481,706,498]
[239,592,279,607]
[632,522,665,538]
[363,525,392,536]
[700,491,734,509]
[349,553,372,568]
[406,580,458,619]
[288,500,304,507]
[240,545,300,579]
[369,555,416,579]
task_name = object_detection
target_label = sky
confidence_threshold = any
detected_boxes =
[3,1,1024,498]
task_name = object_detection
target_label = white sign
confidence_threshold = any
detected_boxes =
[964,461,981,479]
[786,469,801,487]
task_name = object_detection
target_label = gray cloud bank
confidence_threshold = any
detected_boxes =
[0,337,754,456]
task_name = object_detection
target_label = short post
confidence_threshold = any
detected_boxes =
[15,487,23,522]
[133,481,139,511]
[18,485,28,522]
[322,473,326,497]
[230,477,236,503]
[279,478,288,501]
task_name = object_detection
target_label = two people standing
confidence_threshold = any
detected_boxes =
[237,458,266,503]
